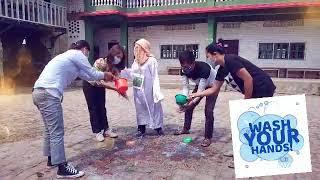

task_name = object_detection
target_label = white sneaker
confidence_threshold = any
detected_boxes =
[105,129,118,138]
[95,132,105,142]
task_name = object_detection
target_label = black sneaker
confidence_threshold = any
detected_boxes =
[155,128,165,136]
[57,163,85,179]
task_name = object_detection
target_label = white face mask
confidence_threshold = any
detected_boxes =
[206,59,216,68]
[82,49,89,58]
[113,56,121,64]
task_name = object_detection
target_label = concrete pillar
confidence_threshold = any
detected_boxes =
[85,19,95,65]
[120,19,128,67]
[208,15,217,44]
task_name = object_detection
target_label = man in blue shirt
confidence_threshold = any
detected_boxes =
[32,40,114,179]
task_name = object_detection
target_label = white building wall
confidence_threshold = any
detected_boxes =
[94,23,209,73]
[93,18,320,74]
[217,18,320,69]
[67,20,86,48]
[128,23,209,73]
[67,0,85,13]
[94,28,121,57]
[67,0,85,48]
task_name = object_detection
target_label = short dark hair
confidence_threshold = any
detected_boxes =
[179,50,195,64]
[69,40,91,51]
[206,42,225,55]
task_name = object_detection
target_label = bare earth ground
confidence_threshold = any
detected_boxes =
[0,88,319,180]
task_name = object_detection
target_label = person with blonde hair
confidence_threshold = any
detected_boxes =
[121,38,164,137]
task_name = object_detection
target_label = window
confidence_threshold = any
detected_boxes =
[258,42,305,60]
[164,24,196,31]
[161,45,172,59]
[222,22,241,29]
[172,45,185,59]
[258,43,273,59]
[133,27,147,32]
[161,44,199,59]
[290,43,305,59]
[274,43,289,59]
[263,19,304,27]
[186,44,199,59]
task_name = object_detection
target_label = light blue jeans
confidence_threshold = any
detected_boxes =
[32,88,66,165]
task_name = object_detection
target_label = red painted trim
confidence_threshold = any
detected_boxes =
[79,1,320,18]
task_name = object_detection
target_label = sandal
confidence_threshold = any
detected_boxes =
[223,150,234,157]
[201,138,211,147]
[135,131,146,138]
[227,160,235,169]
[174,129,190,136]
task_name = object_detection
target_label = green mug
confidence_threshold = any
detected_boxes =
[175,94,188,106]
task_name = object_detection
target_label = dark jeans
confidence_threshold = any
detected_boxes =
[184,88,218,139]
[82,81,109,133]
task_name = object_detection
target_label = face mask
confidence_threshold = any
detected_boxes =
[83,50,89,57]
[113,56,121,64]
[207,59,216,67]
[182,66,193,75]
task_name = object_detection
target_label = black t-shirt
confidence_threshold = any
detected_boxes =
[215,54,276,96]
[180,61,211,80]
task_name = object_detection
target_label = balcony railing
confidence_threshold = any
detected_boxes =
[90,0,209,8]
[127,0,207,8]
[0,0,67,28]
[88,0,315,10]
[91,0,123,7]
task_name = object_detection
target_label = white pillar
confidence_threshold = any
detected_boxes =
[0,38,4,88]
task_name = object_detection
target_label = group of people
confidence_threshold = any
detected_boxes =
[32,38,276,178]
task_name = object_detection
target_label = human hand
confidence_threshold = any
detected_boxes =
[189,92,201,99]
[118,91,129,100]
[104,72,115,82]
[177,106,186,113]
[177,101,194,113]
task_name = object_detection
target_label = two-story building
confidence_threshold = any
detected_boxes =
[0,0,68,88]
[66,0,320,79]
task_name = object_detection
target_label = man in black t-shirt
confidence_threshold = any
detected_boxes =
[191,43,276,99]
[174,51,218,147]
[190,42,276,168]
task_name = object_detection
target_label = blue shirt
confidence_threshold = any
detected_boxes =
[34,50,104,97]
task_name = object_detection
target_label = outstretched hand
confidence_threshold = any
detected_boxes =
[104,72,115,82]
[189,92,201,99]
[116,90,129,100]
[119,92,129,100]
[177,101,194,113]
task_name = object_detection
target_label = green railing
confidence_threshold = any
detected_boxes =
[85,0,315,13]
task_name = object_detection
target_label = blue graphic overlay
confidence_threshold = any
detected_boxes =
[238,101,304,167]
